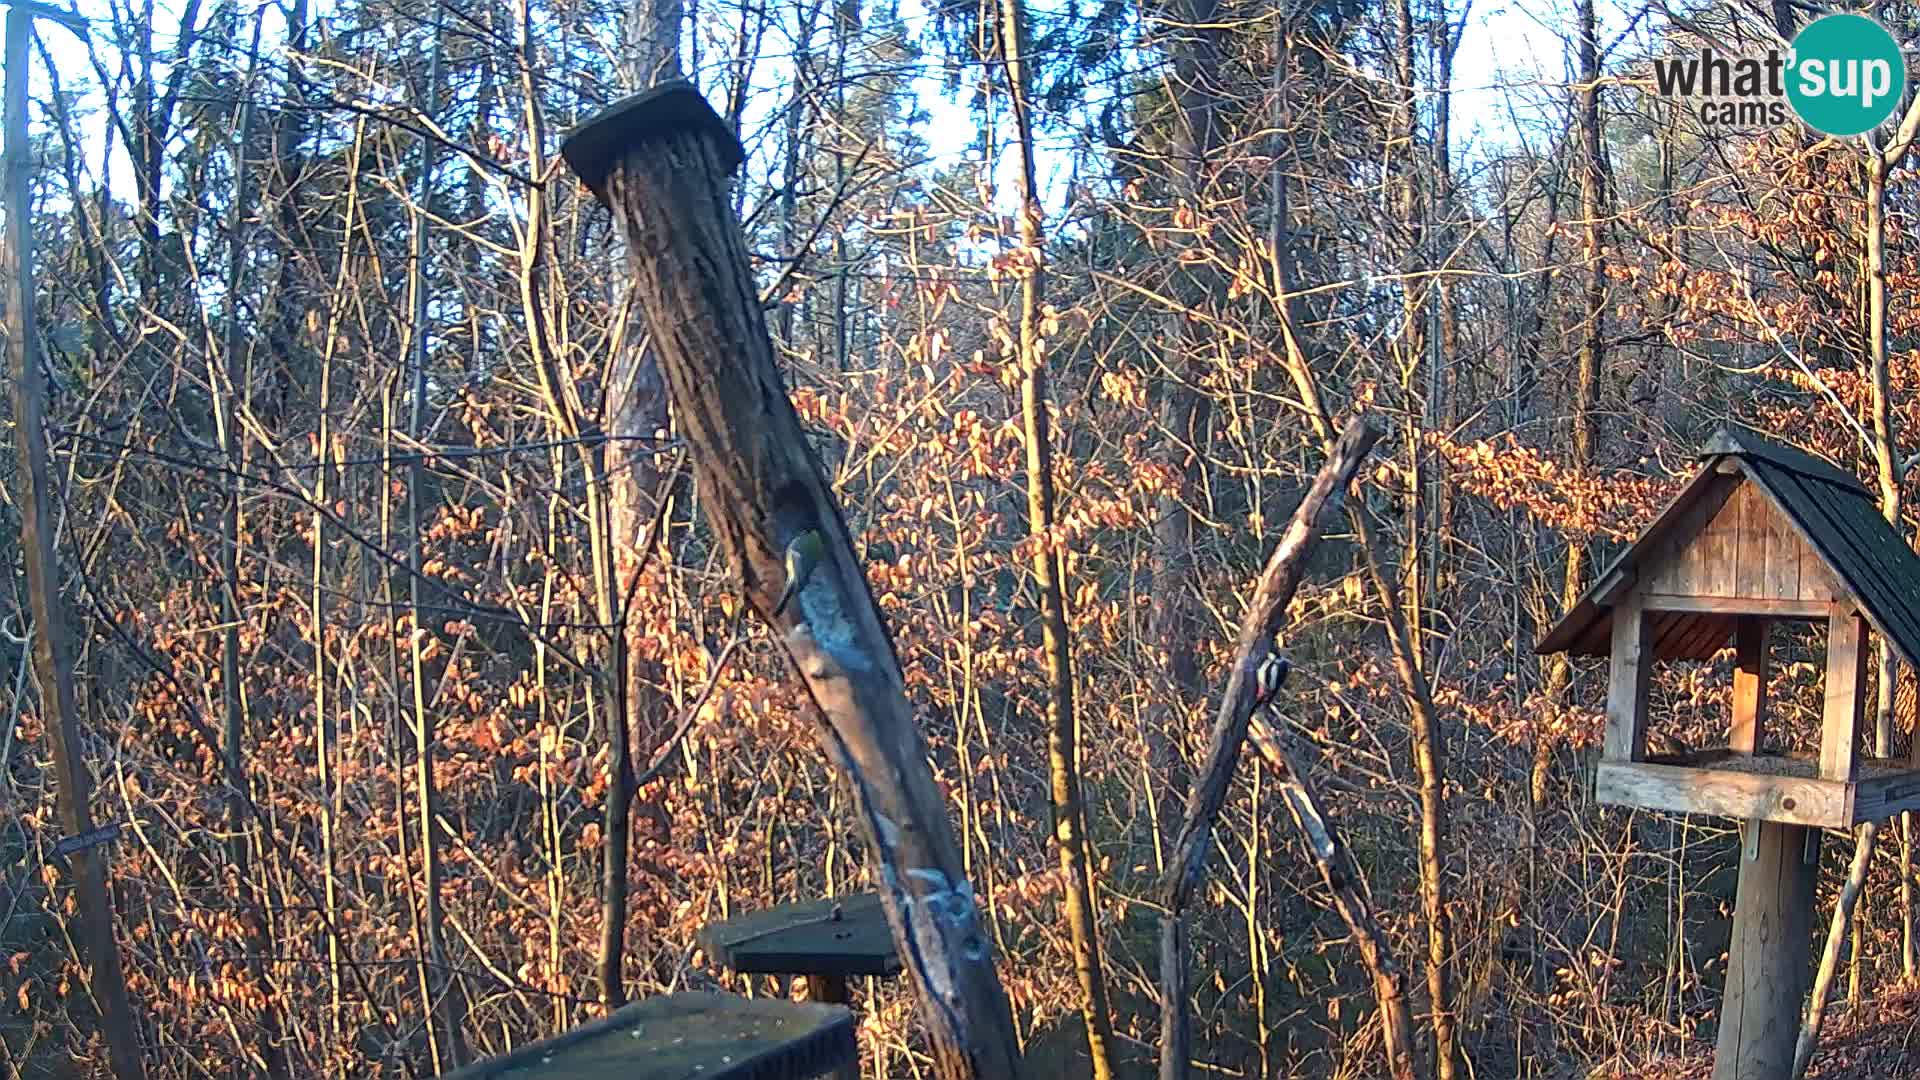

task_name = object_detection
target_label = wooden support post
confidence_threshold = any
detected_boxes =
[1714,821,1818,1080]
[806,974,851,1005]
[1607,595,1651,762]
[1821,605,1866,781]
[560,83,1021,1079]
[1731,618,1768,755]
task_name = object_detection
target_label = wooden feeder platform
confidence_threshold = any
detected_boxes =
[696,894,900,1080]
[1598,750,1920,829]
[698,892,901,999]
[440,992,855,1080]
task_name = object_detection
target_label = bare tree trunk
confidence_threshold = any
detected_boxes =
[4,11,147,1076]
[1266,97,1453,1079]
[592,0,685,1004]
[1155,418,1401,1080]
[829,0,852,370]
[308,116,366,1054]
[1528,0,1610,1014]
[994,0,1116,1069]
[214,22,290,1075]
[1367,515,1456,1079]
[1878,97,1920,987]
[1243,720,1421,1080]
[1570,0,1607,586]
[216,0,259,909]
[1860,148,1896,1011]
[1144,0,1223,851]
[402,10,465,1066]
[775,0,819,349]
[1865,128,1920,987]
[565,82,1025,1079]
[1392,0,1428,673]
[1795,823,1879,1077]
[1425,0,1460,630]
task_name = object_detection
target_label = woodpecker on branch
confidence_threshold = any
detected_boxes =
[1253,649,1292,710]
[773,529,826,616]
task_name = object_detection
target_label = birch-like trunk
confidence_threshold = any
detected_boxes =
[994,0,1116,1069]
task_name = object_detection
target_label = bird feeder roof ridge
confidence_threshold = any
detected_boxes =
[559,80,746,198]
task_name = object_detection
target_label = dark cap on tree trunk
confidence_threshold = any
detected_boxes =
[559,80,746,200]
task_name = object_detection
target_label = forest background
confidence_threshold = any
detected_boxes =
[3,0,1919,1075]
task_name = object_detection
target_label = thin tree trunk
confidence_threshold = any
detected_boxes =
[216,0,259,907]
[1425,0,1459,630]
[1145,0,1223,845]
[1530,0,1611,1020]
[1551,0,1609,713]
[775,0,818,349]
[1243,718,1420,1080]
[4,10,147,1076]
[403,10,465,1066]
[994,0,1115,1068]
[1857,148,1895,1011]
[1795,823,1879,1077]
[1876,97,1920,985]
[1867,139,1917,992]
[594,0,685,1004]
[1392,0,1428,672]
[1266,100,1452,1079]
[307,117,364,1054]
[1155,418,1398,1080]
[829,1,851,370]
[1367,513,1456,1080]
[213,22,290,1075]
[1568,0,1607,614]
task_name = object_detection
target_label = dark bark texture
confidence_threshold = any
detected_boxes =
[575,95,1024,1079]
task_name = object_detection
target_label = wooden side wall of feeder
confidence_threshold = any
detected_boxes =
[1607,594,1650,762]
[1643,481,1840,608]
[1822,604,1866,781]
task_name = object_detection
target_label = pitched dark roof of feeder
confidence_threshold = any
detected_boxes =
[1536,425,1920,670]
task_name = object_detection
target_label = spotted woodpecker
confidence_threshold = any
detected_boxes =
[1253,650,1292,710]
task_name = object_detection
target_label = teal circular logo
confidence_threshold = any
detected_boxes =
[1787,14,1906,136]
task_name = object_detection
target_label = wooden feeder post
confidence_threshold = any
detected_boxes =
[559,83,1023,1079]
[1538,426,1920,1080]
[1718,820,1818,1079]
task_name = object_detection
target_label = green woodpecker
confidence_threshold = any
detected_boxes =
[773,529,825,616]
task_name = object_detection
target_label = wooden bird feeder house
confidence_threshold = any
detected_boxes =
[1539,425,1920,1080]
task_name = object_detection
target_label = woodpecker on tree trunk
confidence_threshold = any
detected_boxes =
[1253,649,1291,710]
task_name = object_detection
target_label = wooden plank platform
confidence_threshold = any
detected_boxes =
[1597,751,1920,827]
[440,993,855,1080]
[698,893,902,979]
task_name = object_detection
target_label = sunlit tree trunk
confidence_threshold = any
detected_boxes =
[5,9,147,1074]
[401,10,466,1066]
[995,0,1116,1071]
[213,21,291,1075]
